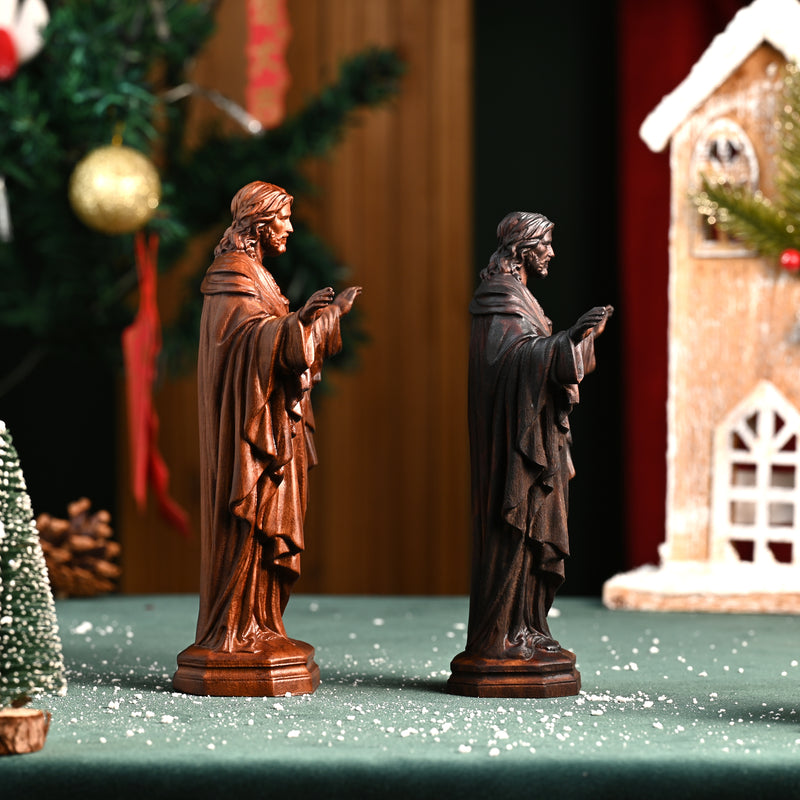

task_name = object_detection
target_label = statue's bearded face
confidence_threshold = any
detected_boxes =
[519,228,554,281]
[259,203,293,255]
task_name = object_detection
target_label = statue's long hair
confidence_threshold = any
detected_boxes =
[481,211,553,281]
[214,181,293,258]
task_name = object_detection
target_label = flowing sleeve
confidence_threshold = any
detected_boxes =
[491,321,588,535]
[274,312,316,377]
[307,304,343,371]
[201,291,310,522]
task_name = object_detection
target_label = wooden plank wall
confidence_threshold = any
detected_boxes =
[119,0,474,596]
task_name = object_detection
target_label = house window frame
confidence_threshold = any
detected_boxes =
[711,381,800,567]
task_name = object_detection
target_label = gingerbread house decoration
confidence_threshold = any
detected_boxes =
[604,0,800,612]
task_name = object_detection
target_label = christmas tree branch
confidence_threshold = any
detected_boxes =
[695,178,797,258]
[164,47,405,239]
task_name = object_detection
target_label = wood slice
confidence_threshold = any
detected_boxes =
[0,707,51,755]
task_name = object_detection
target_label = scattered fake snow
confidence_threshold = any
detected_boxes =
[48,608,800,760]
[72,621,93,635]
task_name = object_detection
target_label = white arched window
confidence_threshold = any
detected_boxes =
[711,381,800,567]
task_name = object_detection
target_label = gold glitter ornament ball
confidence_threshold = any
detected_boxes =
[68,144,161,235]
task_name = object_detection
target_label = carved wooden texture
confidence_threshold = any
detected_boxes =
[665,45,800,563]
[119,0,473,595]
[448,650,581,699]
[0,708,51,756]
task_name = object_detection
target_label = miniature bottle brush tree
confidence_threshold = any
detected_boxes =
[0,421,66,754]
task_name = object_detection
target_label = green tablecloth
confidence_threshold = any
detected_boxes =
[2,595,799,799]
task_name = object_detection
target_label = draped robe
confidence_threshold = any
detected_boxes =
[194,251,342,653]
[466,273,595,659]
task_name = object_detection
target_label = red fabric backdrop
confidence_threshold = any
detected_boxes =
[618,0,747,567]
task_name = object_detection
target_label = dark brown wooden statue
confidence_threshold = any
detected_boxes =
[448,211,612,698]
[173,181,361,696]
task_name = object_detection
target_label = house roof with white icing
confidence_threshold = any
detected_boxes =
[640,0,800,152]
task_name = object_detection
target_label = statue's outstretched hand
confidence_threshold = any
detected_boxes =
[332,286,362,316]
[594,305,614,338]
[569,305,613,343]
[299,287,335,325]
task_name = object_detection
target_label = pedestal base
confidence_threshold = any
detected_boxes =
[603,562,800,614]
[172,638,320,697]
[447,648,581,698]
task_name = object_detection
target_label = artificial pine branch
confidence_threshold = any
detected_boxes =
[264,48,405,160]
[693,61,800,257]
[696,180,796,258]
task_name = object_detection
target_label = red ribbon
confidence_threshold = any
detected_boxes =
[122,232,190,537]
[246,0,291,128]
[0,29,19,81]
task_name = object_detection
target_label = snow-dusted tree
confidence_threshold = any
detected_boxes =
[0,420,66,710]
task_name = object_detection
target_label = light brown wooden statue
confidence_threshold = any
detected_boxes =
[173,182,361,696]
[448,211,611,698]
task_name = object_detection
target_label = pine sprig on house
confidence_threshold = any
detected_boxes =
[694,62,800,260]
[695,184,796,257]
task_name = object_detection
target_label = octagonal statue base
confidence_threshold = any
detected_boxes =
[447,647,580,698]
[173,638,320,697]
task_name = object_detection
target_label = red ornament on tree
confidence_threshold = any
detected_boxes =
[780,248,800,272]
[0,0,49,82]
[0,28,17,79]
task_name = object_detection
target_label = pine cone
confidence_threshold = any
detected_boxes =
[36,498,121,598]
